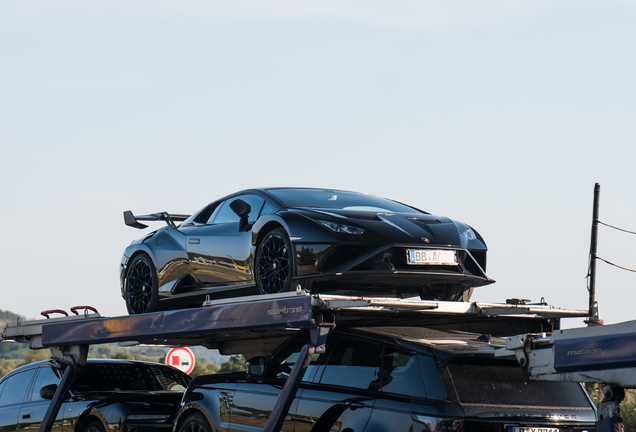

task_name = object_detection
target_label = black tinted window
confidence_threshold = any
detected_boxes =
[418,355,445,400]
[380,347,425,398]
[320,337,380,390]
[213,195,265,224]
[267,188,424,214]
[269,338,323,382]
[73,363,190,392]
[449,363,592,408]
[0,369,36,406]
[30,367,60,401]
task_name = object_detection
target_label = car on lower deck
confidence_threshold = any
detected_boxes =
[0,359,192,432]
[174,327,596,432]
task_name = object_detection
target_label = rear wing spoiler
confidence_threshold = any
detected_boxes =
[123,211,190,229]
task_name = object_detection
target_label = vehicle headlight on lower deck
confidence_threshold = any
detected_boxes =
[126,414,171,423]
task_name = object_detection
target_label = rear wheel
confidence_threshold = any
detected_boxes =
[180,413,212,432]
[255,228,293,294]
[420,285,473,302]
[81,420,105,432]
[125,253,159,314]
[441,286,473,302]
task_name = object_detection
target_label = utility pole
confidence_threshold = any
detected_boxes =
[588,183,602,325]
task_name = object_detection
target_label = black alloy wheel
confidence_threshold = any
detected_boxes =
[443,286,473,302]
[256,228,293,294]
[125,253,159,314]
[180,413,212,432]
[82,421,106,432]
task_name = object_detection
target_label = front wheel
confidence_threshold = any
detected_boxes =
[179,413,212,432]
[125,253,159,314]
[81,421,105,432]
[441,286,473,302]
[255,228,293,294]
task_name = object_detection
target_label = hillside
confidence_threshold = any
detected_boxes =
[0,310,25,329]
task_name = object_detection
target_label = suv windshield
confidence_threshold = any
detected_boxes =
[266,188,424,214]
[449,362,592,408]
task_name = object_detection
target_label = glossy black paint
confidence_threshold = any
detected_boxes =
[121,188,493,314]
[0,360,191,432]
[175,328,597,432]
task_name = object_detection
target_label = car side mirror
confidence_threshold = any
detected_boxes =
[40,384,58,400]
[246,356,266,377]
[230,199,252,232]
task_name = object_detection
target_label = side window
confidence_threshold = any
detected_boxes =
[380,346,426,398]
[320,337,380,390]
[0,369,36,406]
[194,201,222,224]
[418,355,445,400]
[212,195,266,225]
[268,337,324,382]
[30,367,60,402]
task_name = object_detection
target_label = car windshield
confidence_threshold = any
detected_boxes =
[267,188,425,214]
[72,362,191,392]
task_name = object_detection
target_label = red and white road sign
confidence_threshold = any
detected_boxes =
[165,347,196,374]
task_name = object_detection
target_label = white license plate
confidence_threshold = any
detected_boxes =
[406,249,457,265]
[508,428,560,432]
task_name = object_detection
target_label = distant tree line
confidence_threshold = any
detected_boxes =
[0,309,244,378]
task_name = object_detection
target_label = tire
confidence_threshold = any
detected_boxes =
[441,286,473,302]
[180,413,213,432]
[124,253,159,314]
[255,228,293,294]
[81,420,105,432]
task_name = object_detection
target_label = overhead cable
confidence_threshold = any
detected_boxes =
[597,256,636,273]
[599,221,636,235]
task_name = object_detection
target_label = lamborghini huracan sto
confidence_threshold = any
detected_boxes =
[120,188,493,314]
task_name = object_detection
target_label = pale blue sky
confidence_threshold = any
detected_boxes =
[1,1,635,327]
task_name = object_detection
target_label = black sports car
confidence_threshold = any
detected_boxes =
[120,188,492,314]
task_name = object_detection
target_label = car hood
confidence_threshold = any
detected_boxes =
[291,207,484,248]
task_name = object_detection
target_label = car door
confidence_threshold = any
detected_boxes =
[294,335,379,432]
[186,194,265,289]
[18,366,65,432]
[228,335,325,432]
[0,369,37,432]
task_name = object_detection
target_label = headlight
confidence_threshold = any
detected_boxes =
[317,220,365,235]
[460,227,476,241]
[126,414,171,423]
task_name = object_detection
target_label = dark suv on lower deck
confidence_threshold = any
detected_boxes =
[175,327,596,432]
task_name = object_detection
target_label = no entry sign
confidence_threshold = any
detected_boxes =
[165,347,196,374]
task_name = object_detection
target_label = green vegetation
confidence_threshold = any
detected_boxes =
[0,309,235,379]
[585,383,636,430]
[218,355,246,373]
